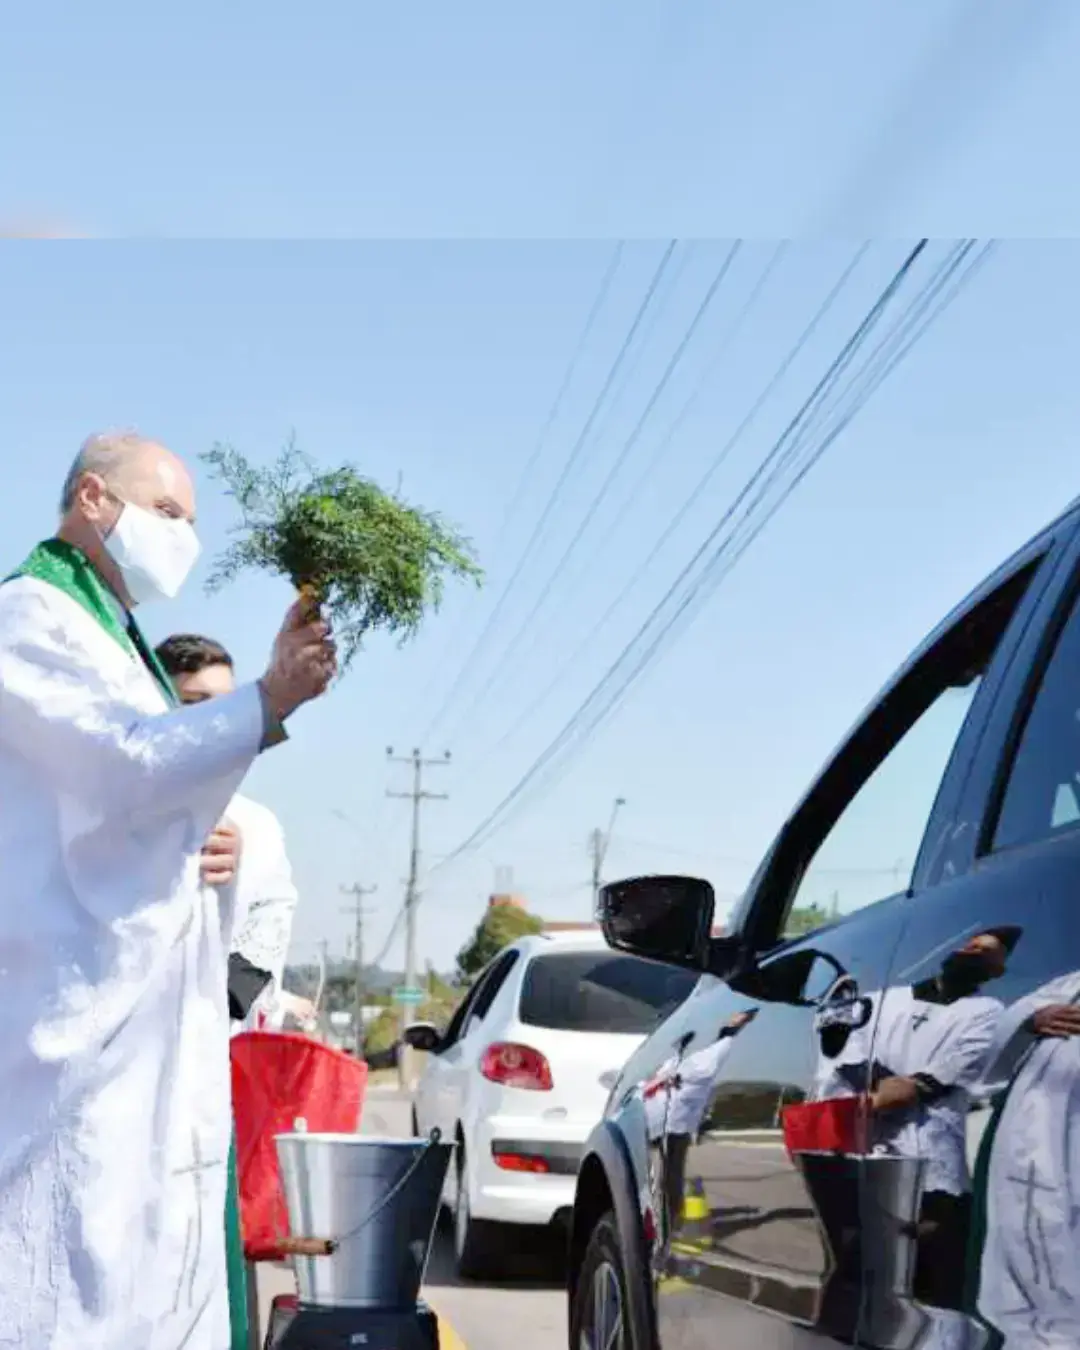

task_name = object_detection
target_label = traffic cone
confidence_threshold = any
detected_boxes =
[681,1176,708,1223]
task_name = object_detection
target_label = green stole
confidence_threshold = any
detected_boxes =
[9,538,251,1350]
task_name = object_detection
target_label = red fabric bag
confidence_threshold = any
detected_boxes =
[231,1031,368,1261]
[781,1096,867,1157]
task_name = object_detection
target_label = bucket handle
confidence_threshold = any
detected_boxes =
[287,1127,445,1256]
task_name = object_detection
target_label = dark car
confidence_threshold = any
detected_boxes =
[568,499,1080,1350]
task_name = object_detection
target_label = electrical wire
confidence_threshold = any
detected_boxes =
[499,242,992,827]
[431,239,987,867]
[440,242,745,745]
[418,240,679,746]
[461,243,870,775]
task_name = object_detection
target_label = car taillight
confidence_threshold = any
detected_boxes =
[492,1151,550,1174]
[479,1041,553,1091]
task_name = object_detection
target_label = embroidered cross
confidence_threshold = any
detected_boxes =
[911,1010,933,1029]
[1005,1161,1059,1292]
[171,1129,225,1311]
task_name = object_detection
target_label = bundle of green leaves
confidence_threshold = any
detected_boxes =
[202,439,482,667]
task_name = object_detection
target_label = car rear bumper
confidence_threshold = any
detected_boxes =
[469,1115,592,1226]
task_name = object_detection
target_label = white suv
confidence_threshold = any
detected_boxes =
[405,931,697,1279]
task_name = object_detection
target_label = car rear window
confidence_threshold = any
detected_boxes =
[518,951,697,1035]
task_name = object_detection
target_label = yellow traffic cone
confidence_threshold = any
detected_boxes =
[681,1176,708,1223]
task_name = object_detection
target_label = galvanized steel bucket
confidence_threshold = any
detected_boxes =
[275,1129,451,1309]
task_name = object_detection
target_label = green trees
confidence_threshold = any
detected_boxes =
[456,904,544,982]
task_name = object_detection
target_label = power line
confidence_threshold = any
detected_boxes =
[514,242,992,822]
[461,243,869,775]
[410,242,624,737]
[419,240,679,746]
[441,242,745,743]
[432,240,962,867]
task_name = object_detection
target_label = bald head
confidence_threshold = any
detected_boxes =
[57,430,196,606]
[60,432,191,517]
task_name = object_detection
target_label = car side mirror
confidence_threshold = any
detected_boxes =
[403,1021,441,1053]
[598,874,715,972]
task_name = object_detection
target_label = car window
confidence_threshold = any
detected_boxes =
[784,684,980,936]
[517,951,697,1035]
[778,557,1043,940]
[993,576,1080,852]
[440,965,493,1048]
[468,950,519,1025]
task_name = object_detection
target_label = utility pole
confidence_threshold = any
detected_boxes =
[386,747,450,1036]
[590,796,627,909]
[340,882,377,1056]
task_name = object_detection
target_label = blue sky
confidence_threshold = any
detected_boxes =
[3,0,1080,238]
[2,239,1080,972]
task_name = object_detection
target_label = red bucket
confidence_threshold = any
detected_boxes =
[781,1096,867,1157]
[231,1031,368,1260]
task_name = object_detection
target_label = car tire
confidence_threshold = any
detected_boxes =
[453,1142,503,1281]
[569,1211,636,1350]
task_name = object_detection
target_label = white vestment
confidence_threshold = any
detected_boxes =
[224,794,299,1034]
[645,1034,738,1142]
[814,984,1001,1195]
[0,577,265,1349]
[975,971,1080,1349]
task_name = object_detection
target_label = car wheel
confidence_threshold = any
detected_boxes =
[453,1142,502,1281]
[570,1212,633,1350]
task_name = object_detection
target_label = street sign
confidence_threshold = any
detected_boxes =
[392,986,425,1005]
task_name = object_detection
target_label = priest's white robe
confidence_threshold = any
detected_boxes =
[225,793,299,1033]
[975,970,1080,1349]
[0,577,265,1349]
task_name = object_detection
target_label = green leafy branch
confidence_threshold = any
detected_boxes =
[202,438,482,668]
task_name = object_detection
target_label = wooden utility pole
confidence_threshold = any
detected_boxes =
[590,796,627,908]
[386,748,450,1036]
[340,882,377,1056]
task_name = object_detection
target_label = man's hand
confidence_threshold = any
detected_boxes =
[260,599,338,722]
[1031,1004,1080,1039]
[201,822,242,888]
[725,1009,758,1033]
[869,1075,920,1114]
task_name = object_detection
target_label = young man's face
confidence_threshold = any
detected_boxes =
[173,662,236,705]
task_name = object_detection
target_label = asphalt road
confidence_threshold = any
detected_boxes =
[258,1087,567,1350]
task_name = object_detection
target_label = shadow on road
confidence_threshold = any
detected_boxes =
[425,1213,566,1291]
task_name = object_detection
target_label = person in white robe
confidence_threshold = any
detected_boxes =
[0,431,335,1350]
[811,928,1017,1313]
[970,968,1080,1349]
[154,633,302,1034]
[643,1009,757,1236]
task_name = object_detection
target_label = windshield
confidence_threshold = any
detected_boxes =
[518,950,697,1035]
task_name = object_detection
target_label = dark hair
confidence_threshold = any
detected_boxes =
[154,633,234,677]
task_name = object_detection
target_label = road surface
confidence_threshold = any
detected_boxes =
[257,1086,567,1350]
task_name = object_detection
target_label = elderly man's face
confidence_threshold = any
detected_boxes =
[78,442,196,534]
[173,662,236,705]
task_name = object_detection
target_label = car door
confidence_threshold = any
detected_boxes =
[865,512,1080,1350]
[413,967,487,1139]
[654,533,1056,1350]
[436,948,521,1140]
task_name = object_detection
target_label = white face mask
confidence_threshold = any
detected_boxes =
[104,501,201,604]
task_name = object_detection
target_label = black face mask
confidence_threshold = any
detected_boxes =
[818,1024,853,1060]
[941,951,998,988]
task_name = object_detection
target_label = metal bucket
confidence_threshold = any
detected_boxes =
[275,1131,452,1309]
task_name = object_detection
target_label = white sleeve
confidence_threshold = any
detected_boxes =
[0,588,264,820]
[924,1001,1003,1090]
[230,811,300,985]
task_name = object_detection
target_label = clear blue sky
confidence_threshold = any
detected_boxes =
[3,0,1080,237]
[2,239,1079,973]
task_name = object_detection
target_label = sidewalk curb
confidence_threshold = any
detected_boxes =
[436,1311,468,1349]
